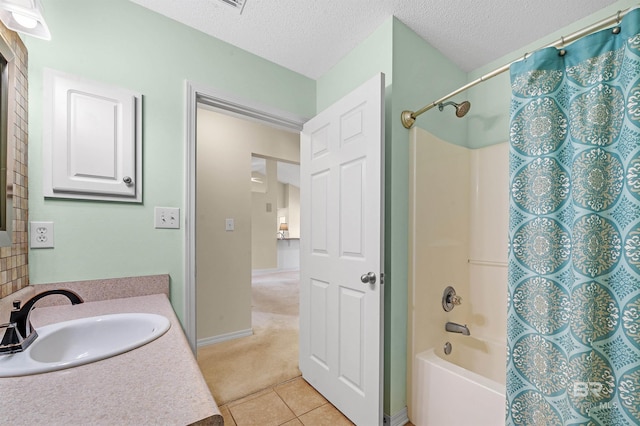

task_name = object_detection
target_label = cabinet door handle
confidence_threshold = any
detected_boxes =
[123,176,133,185]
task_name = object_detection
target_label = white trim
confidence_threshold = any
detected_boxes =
[252,268,301,277]
[184,81,197,353]
[383,407,409,426]
[189,81,306,132]
[197,328,253,348]
[251,268,281,274]
[184,80,307,354]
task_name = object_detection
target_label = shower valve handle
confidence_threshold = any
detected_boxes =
[442,286,462,312]
[449,294,462,305]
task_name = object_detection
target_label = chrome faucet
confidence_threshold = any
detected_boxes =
[0,289,83,354]
[445,321,470,336]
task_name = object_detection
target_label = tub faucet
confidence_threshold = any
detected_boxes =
[445,322,470,336]
[0,289,83,354]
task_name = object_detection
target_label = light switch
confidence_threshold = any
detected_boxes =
[225,218,235,231]
[155,207,180,229]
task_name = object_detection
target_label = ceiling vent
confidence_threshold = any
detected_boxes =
[217,0,246,14]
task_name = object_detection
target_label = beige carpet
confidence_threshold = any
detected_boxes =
[197,270,301,405]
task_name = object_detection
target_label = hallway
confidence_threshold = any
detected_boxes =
[197,270,300,404]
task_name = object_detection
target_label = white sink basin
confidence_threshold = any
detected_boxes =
[0,313,170,377]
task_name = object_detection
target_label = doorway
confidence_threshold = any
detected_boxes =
[191,97,303,404]
[183,82,307,353]
[193,105,300,340]
[250,156,301,272]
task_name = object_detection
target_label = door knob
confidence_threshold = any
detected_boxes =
[123,176,133,185]
[360,272,377,285]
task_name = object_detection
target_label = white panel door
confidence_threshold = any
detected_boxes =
[300,73,384,426]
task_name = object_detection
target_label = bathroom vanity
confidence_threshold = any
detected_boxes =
[0,276,222,425]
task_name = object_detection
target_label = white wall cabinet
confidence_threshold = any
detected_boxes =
[43,69,142,202]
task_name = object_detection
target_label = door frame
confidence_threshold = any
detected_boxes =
[183,81,308,352]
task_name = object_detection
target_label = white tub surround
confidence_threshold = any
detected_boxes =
[408,128,509,422]
[0,278,222,425]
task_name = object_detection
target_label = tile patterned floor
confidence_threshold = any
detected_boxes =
[219,376,354,426]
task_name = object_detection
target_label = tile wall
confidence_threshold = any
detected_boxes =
[0,23,28,298]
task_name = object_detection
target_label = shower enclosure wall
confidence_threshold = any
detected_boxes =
[407,127,509,423]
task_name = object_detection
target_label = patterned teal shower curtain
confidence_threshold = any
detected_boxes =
[507,9,640,426]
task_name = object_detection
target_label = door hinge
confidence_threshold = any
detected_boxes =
[380,272,384,285]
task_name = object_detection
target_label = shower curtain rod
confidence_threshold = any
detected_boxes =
[401,6,635,129]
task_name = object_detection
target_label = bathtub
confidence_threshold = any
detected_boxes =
[413,345,506,426]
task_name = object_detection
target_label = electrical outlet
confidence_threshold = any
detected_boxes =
[30,221,54,249]
[155,207,180,229]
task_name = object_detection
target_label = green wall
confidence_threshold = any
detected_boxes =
[25,0,315,321]
[316,18,393,112]
[392,21,468,147]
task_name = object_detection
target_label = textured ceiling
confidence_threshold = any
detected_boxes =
[131,0,619,79]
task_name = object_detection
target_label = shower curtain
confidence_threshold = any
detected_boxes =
[507,9,640,426]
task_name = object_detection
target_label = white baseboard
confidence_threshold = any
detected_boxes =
[384,406,409,426]
[252,268,299,275]
[197,328,253,348]
[251,268,280,274]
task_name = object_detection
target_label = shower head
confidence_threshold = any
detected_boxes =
[438,100,471,118]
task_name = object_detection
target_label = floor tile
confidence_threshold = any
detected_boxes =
[218,405,236,426]
[275,377,327,416]
[227,387,274,408]
[228,390,296,426]
[298,403,354,426]
[280,419,303,426]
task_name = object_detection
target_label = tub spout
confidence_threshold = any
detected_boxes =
[445,322,470,336]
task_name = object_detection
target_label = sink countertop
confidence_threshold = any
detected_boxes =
[0,293,222,425]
